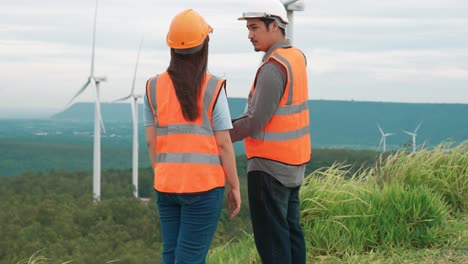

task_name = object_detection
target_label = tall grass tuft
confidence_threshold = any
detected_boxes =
[16,250,49,264]
[16,250,75,264]
[16,250,72,264]
[301,163,449,256]
[207,233,260,264]
[369,141,468,213]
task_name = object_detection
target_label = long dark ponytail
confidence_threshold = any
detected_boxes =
[167,37,209,121]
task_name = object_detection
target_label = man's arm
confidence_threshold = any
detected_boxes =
[230,61,286,142]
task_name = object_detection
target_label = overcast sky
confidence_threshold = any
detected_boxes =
[1,0,467,111]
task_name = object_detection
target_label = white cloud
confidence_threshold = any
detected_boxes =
[307,49,468,77]
[1,0,468,109]
[296,16,468,29]
[305,48,468,103]
[0,24,55,33]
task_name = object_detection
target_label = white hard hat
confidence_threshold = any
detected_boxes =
[238,0,288,28]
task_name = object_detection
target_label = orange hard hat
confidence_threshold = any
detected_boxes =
[166,9,213,54]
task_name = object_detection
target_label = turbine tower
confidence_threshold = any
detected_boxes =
[403,122,422,153]
[281,0,305,43]
[66,0,106,202]
[114,38,144,198]
[377,123,395,152]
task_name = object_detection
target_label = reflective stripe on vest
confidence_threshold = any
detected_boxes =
[250,125,310,142]
[273,52,294,105]
[245,47,311,165]
[156,153,222,165]
[146,72,226,193]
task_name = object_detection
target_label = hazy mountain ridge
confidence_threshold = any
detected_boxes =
[1,99,467,176]
[50,99,468,149]
[51,99,247,122]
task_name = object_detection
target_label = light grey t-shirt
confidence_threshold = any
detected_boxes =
[230,40,307,188]
[143,87,233,131]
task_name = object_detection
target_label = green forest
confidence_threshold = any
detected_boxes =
[1,143,467,263]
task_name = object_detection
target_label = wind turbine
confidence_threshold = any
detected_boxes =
[114,38,144,198]
[377,123,395,152]
[66,0,106,202]
[403,122,422,153]
[281,0,305,43]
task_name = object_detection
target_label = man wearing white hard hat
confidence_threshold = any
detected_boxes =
[230,0,310,263]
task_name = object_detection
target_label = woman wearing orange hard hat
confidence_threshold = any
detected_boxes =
[144,8,241,264]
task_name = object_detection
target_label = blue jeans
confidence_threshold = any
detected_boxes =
[154,188,224,264]
[248,171,306,264]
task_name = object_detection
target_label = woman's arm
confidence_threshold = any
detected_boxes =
[214,130,241,219]
[145,126,157,170]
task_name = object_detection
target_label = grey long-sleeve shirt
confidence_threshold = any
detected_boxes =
[230,40,306,188]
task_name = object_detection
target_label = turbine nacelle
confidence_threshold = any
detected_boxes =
[95,76,107,83]
[114,93,143,103]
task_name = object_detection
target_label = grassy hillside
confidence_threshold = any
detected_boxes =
[208,142,468,263]
[1,143,467,263]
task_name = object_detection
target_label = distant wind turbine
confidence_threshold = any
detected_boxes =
[65,0,106,202]
[377,123,395,152]
[403,122,422,153]
[114,37,144,198]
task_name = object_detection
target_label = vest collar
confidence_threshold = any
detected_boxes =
[262,39,292,62]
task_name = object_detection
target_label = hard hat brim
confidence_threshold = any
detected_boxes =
[173,40,205,54]
[238,12,268,21]
[237,12,288,24]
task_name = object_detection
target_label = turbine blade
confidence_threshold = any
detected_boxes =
[113,94,132,102]
[415,121,422,134]
[97,102,106,134]
[91,80,106,133]
[378,137,384,150]
[90,0,99,77]
[403,130,413,136]
[377,123,384,135]
[66,79,90,107]
[97,101,105,133]
[131,97,136,123]
[131,36,144,95]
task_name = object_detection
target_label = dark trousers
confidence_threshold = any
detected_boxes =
[248,170,306,264]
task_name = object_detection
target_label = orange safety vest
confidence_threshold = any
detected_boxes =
[146,72,226,193]
[245,47,311,165]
